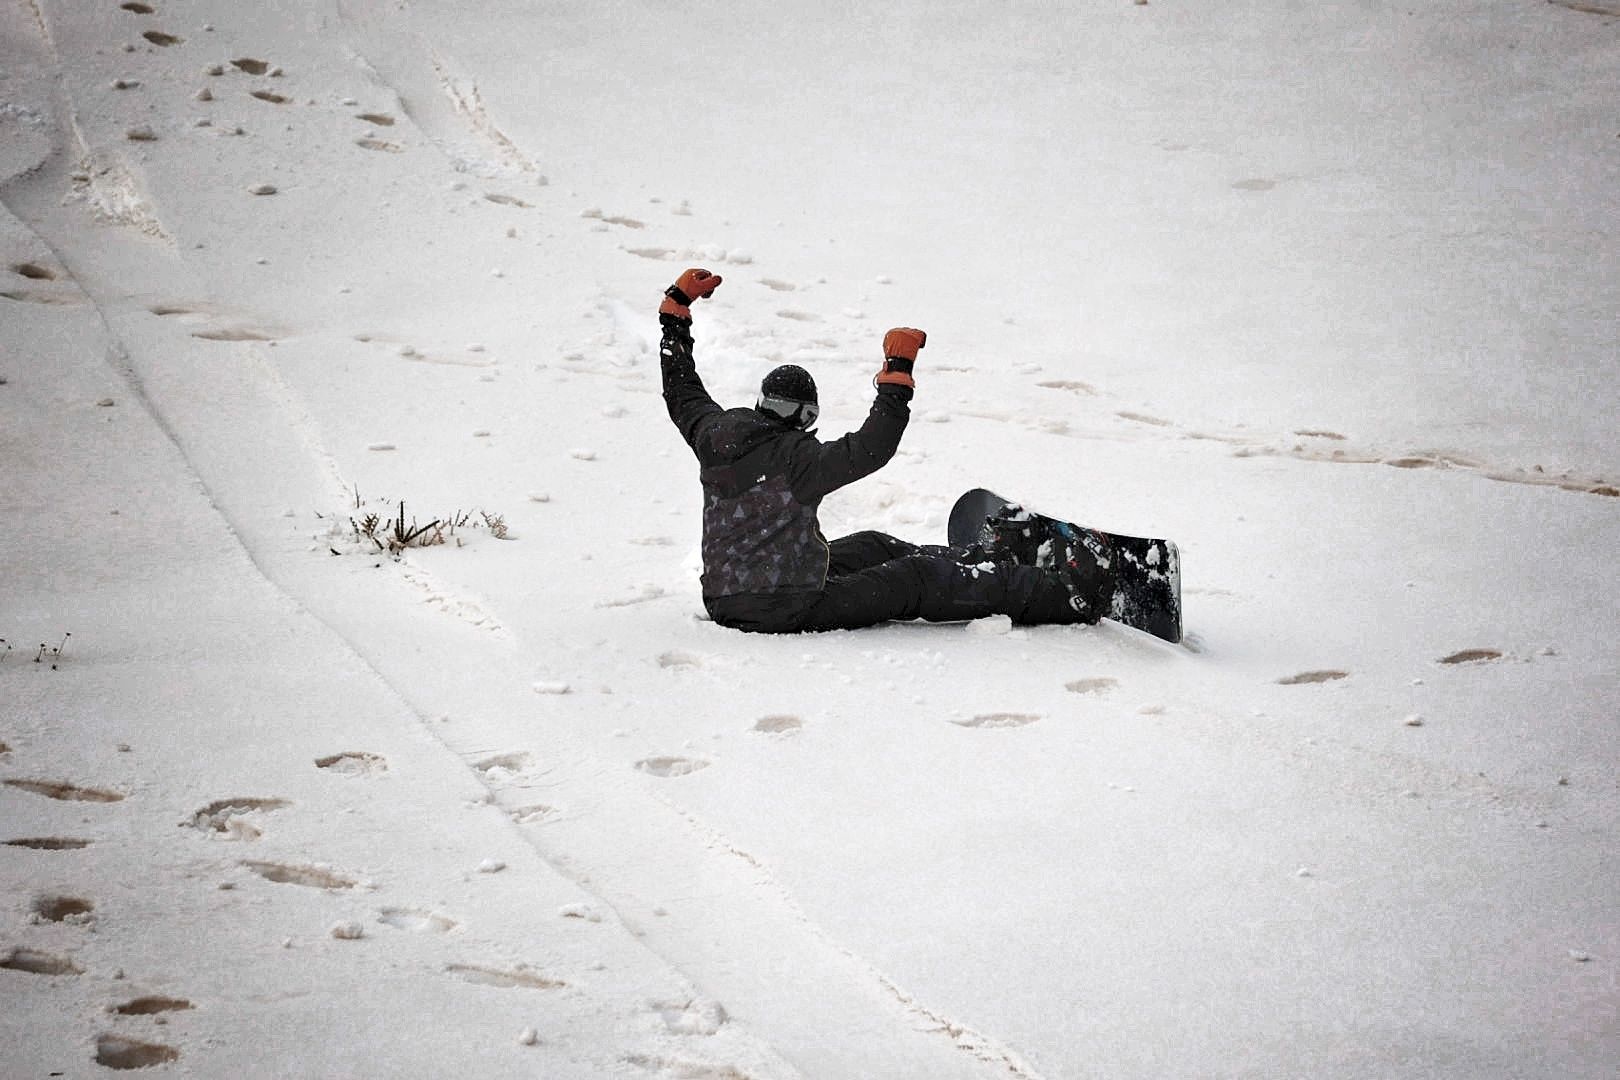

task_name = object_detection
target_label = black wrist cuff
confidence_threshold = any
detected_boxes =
[884,357,915,374]
[665,284,693,306]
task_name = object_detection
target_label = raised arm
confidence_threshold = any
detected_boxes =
[789,328,927,503]
[658,268,724,451]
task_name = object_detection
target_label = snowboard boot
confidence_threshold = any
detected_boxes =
[979,506,1046,566]
[1049,521,1117,619]
[977,505,1116,618]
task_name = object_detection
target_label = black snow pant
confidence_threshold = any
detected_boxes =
[704,530,1092,634]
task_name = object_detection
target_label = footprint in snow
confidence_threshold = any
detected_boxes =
[4,836,93,850]
[1549,0,1620,14]
[1276,670,1349,685]
[473,751,533,781]
[191,324,278,342]
[1065,677,1118,695]
[624,1054,752,1078]
[596,584,669,609]
[445,963,565,990]
[581,209,645,229]
[231,58,271,75]
[378,907,458,933]
[314,751,387,776]
[96,1035,181,1070]
[240,861,357,890]
[0,286,82,306]
[1439,648,1502,664]
[141,29,182,46]
[509,803,558,825]
[31,895,94,924]
[148,301,204,318]
[752,714,802,734]
[0,947,83,975]
[4,779,124,802]
[635,757,709,778]
[952,713,1041,729]
[654,997,728,1035]
[356,137,403,153]
[188,797,290,839]
[111,996,193,1015]
[1037,379,1098,396]
[657,650,704,670]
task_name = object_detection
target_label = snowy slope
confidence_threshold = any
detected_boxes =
[2,1,1617,1077]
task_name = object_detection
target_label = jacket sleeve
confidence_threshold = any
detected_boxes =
[788,383,913,504]
[660,313,722,452]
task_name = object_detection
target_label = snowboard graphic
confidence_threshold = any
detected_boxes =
[948,488,1183,643]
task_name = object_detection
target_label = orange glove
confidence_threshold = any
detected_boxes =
[876,327,926,388]
[660,268,723,320]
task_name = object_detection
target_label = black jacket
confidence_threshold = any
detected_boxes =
[660,313,912,600]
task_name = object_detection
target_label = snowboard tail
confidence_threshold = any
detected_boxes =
[948,488,1182,643]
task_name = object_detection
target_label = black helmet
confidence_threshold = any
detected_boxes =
[756,364,819,430]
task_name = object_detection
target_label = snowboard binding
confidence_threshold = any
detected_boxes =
[979,505,1108,566]
[959,505,1115,617]
[1048,521,1118,617]
[978,505,1048,567]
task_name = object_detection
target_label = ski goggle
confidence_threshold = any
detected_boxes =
[757,394,819,431]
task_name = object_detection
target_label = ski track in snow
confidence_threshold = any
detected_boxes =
[314,25,1059,1072]
[0,7,1050,1074]
[586,164,1616,514]
[5,2,1615,1076]
[967,394,1619,500]
[0,16,768,1078]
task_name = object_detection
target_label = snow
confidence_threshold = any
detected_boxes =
[1,1,1617,1077]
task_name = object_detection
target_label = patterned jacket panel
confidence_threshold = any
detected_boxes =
[700,470,829,597]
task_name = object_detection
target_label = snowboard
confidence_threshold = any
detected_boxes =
[947,488,1183,644]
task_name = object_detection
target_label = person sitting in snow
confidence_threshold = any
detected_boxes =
[658,267,1111,634]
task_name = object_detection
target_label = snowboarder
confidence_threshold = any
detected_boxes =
[658,267,1111,634]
